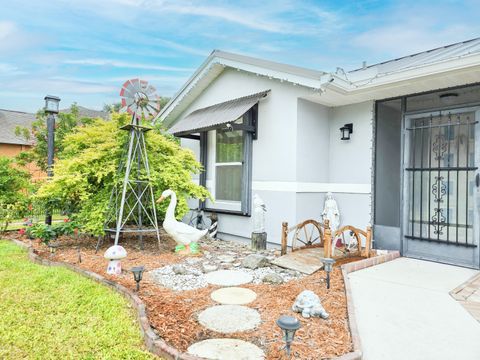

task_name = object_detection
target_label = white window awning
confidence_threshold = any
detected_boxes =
[168,90,270,137]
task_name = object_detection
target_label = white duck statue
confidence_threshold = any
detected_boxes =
[157,189,208,251]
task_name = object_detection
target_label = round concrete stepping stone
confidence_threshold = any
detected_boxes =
[198,305,261,333]
[204,269,253,286]
[211,287,257,305]
[188,338,264,360]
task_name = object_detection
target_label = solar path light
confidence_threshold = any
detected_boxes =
[321,257,336,289]
[276,315,301,356]
[131,266,145,292]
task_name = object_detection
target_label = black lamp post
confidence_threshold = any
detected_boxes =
[276,315,301,356]
[340,123,353,140]
[131,266,145,291]
[44,95,60,225]
[321,257,336,289]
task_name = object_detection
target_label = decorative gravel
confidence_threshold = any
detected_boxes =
[148,237,303,291]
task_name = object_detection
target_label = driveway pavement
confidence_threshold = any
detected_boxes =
[348,257,480,360]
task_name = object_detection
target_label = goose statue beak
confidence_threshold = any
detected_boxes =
[156,196,165,203]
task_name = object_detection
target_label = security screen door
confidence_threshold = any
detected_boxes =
[403,108,480,268]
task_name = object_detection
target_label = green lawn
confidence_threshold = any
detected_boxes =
[0,240,155,360]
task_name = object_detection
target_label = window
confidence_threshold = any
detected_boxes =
[215,120,244,202]
[200,107,256,215]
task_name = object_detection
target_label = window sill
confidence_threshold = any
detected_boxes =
[203,207,251,217]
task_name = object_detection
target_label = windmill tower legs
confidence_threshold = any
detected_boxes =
[99,119,161,251]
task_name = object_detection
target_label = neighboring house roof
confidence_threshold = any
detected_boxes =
[60,106,110,120]
[158,38,480,123]
[0,109,36,146]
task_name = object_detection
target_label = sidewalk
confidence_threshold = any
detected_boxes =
[348,257,480,360]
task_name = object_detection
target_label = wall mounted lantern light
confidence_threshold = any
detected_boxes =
[340,123,353,140]
[276,315,301,356]
[131,266,145,291]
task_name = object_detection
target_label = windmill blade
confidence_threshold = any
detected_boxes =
[120,80,135,98]
[130,78,141,93]
[145,85,156,95]
[119,78,161,120]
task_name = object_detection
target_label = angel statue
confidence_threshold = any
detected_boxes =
[322,192,340,235]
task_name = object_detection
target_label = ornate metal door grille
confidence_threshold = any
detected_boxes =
[405,111,478,247]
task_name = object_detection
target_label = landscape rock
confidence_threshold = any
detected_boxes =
[201,263,218,273]
[292,290,329,319]
[262,273,284,284]
[242,254,270,269]
[217,255,236,263]
[172,264,188,275]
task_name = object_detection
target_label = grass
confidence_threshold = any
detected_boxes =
[0,240,156,360]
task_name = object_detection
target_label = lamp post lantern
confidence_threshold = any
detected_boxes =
[44,95,60,225]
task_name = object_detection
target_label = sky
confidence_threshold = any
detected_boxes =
[1,0,479,113]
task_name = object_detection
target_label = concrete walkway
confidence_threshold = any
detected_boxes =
[348,257,480,360]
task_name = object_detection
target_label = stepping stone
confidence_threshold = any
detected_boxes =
[211,287,257,305]
[198,305,261,333]
[205,269,253,286]
[188,338,264,360]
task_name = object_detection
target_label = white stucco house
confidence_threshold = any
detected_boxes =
[155,38,480,269]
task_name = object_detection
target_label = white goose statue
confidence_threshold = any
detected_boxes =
[157,189,208,249]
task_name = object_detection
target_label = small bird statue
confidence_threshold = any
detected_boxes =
[157,189,208,253]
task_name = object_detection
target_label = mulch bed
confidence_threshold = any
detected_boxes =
[5,231,361,359]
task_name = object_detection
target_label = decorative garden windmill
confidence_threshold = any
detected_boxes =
[99,79,161,251]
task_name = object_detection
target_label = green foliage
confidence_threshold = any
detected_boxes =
[0,241,154,359]
[0,156,30,205]
[52,219,79,237]
[36,112,209,236]
[15,103,95,171]
[0,157,31,234]
[27,223,56,244]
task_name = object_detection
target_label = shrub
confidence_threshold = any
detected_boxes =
[35,113,209,236]
[28,223,56,244]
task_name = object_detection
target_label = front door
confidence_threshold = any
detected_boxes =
[403,107,480,268]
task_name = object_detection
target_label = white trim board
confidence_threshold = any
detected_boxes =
[252,181,371,194]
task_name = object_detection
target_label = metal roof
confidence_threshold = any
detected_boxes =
[348,37,480,79]
[168,90,270,136]
[0,109,36,145]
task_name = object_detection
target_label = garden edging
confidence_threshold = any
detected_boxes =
[337,251,401,360]
[9,239,399,360]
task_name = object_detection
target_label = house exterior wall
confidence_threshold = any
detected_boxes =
[174,69,374,246]
[0,143,44,181]
[292,100,374,230]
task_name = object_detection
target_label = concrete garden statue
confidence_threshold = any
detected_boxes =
[157,189,207,254]
[322,192,341,253]
[104,245,127,275]
[292,290,329,319]
[322,192,340,234]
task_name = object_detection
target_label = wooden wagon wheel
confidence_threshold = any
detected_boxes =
[291,220,323,251]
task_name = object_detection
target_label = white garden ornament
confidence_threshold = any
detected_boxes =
[322,192,340,233]
[104,245,127,275]
[157,189,208,248]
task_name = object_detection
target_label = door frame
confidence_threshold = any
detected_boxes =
[400,106,480,268]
